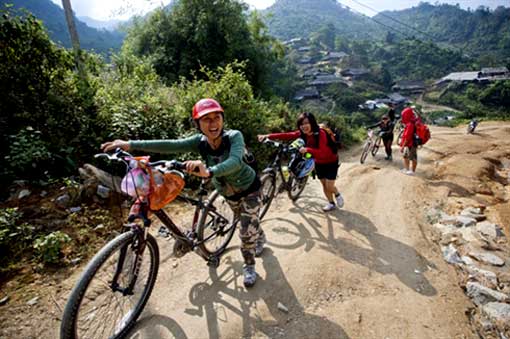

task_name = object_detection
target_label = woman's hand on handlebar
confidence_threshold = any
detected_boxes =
[257,134,268,142]
[101,139,130,152]
[184,160,209,177]
[298,147,308,155]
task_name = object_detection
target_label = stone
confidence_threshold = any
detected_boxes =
[55,194,71,209]
[439,215,461,227]
[434,223,458,236]
[277,302,289,313]
[462,207,483,215]
[442,244,463,265]
[69,207,81,213]
[456,216,477,227]
[466,282,509,306]
[94,224,105,231]
[70,258,81,265]
[475,221,503,239]
[461,256,475,266]
[96,185,111,199]
[469,251,505,267]
[464,265,499,289]
[481,302,510,323]
[457,227,477,242]
[27,297,39,306]
[18,189,31,199]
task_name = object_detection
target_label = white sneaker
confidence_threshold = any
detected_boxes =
[335,193,344,208]
[322,203,336,212]
[405,170,415,176]
[400,168,408,173]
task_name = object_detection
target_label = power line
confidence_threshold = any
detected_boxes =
[345,0,439,41]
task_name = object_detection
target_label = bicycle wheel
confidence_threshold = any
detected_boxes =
[360,141,370,164]
[259,173,276,220]
[371,136,381,156]
[287,175,308,201]
[196,190,237,257]
[61,231,159,339]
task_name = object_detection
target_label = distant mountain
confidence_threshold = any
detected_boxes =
[0,0,125,55]
[374,3,510,58]
[262,0,380,41]
[78,16,124,31]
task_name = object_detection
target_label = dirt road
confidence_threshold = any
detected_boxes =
[122,123,508,339]
[2,122,509,339]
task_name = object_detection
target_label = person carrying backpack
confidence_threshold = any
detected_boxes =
[399,107,418,175]
[257,112,343,212]
[101,98,266,288]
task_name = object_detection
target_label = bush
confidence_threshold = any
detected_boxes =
[0,208,35,270]
[33,231,71,265]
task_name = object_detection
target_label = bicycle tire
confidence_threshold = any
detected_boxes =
[360,141,370,164]
[371,136,381,156]
[196,190,237,257]
[259,173,276,220]
[60,231,159,339]
[287,175,308,201]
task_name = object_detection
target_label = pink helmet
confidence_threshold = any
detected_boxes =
[192,98,224,120]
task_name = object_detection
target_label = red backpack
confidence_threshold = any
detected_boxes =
[414,119,431,146]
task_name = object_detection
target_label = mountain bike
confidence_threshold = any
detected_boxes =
[258,138,314,219]
[60,149,237,339]
[467,119,478,134]
[360,129,380,164]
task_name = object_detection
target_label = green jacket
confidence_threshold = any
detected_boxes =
[129,130,256,197]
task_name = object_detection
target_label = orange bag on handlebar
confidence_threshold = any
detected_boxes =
[148,169,185,210]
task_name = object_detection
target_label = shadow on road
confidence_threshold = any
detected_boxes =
[127,314,188,339]
[265,201,438,297]
[183,249,350,339]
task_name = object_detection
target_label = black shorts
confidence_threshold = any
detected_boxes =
[315,161,339,180]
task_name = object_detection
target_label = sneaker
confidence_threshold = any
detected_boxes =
[335,193,344,208]
[255,233,266,257]
[385,155,392,161]
[405,170,415,176]
[243,264,257,288]
[322,202,336,212]
[400,168,408,174]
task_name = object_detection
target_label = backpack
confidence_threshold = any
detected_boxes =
[198,131,258,172]
[319,123,341,153]
[413,120,431,146]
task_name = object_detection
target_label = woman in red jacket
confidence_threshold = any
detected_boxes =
[399,107,417,175]
[258,112,343,212]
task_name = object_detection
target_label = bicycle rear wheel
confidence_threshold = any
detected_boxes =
[288,175,308,201]
[196,190,237,257]
[371,136,381,156]
[259,173,276,220]
[360,141,370,164]
[60,231,159,339]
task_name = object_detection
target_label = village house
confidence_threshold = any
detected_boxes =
[340,68,369,80]
[391,80,426,94]
[293,87,320,101]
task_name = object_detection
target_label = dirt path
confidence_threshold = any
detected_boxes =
[2,122,509,339]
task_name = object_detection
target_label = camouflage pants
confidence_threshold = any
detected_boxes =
[227,189,264,265]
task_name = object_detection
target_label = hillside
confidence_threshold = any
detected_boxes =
[374,3,510,60]
[261,0,380,41]
[0,0,125,55]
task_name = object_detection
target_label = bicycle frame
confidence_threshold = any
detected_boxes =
[262,140,301,193]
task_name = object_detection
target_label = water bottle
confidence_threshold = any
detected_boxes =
[282,166,290,181]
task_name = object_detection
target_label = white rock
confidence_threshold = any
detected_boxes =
[469,251,505,267]
[464,265,498,288]
[466,282,509,306]
[442,244,463,265]
[27,297,39,306]
[461,256,475,265]
[475,221,501,239]
[439,215,461,226]
[482,302,510,323]
[277,302,289,313]
[456,216,477,227]
[18,189,31,199]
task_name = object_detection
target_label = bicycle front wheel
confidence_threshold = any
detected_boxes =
[259,173,276,220]
[288,175,308,201]
[360,141,370,164]
[60,231,159,339]
[197,190,237,257]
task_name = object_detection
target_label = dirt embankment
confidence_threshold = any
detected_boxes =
[0,122,509,339]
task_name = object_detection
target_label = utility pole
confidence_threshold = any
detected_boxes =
[61,0,84,75]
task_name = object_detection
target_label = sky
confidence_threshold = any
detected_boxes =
[50,0,509,21]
